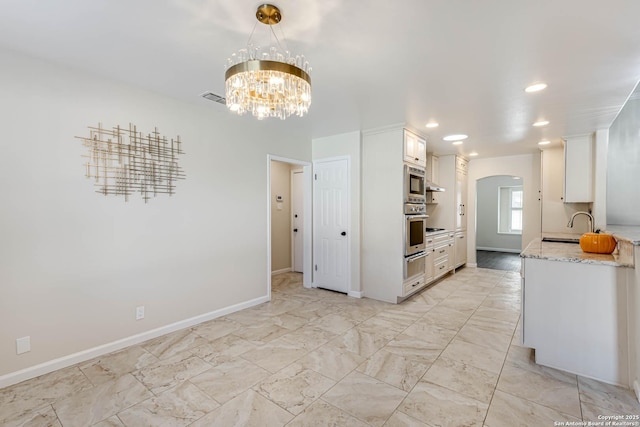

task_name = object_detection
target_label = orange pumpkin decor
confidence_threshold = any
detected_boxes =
[579,233,617,254]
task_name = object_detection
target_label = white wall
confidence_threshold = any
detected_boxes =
[608,90,640,226]
[0,48,311,383]
[270,161,293,273]
[312,131,361,294]
[476,175,523,252]
[467,153,541,265]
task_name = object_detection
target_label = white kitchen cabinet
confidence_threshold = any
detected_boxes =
[433,232,454,279]
[563,135,594,203]
[404,129,426,168]
[447,240,455,271]
[455,166,468,232]
[521,256,628,385]
[454,231,467,268]
[428,155,468,269]
[426,153,440,204]
[362,126,431,303]
[424,238,435,284]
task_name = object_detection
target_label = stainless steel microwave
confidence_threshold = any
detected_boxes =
[404,164,426,204]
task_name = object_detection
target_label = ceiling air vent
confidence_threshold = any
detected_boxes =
[200,92,226,105]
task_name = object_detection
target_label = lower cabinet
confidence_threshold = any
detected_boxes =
[433,232,455,280]
[455,231,467,268]
[521,256,628,385]
[424,248,434,283]
[403,276,425,296]
[402,230,456,300]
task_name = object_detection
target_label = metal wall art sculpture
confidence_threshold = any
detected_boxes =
[76,123,185,202]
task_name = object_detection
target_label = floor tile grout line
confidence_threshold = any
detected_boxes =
[411,277,507,412]
[480,310,521,426]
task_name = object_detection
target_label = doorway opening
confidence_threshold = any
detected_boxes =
[267,155,312,299]
[475,175,523,272]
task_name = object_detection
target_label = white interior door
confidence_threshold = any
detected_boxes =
[291,169,304,272]
[313,158,349,293]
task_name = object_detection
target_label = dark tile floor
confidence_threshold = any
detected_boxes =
[476,250,521,272]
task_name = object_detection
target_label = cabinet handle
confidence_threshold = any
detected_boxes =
[412,282,419,287]
[439,265,445,270]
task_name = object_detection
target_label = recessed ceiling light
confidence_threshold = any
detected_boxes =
[525,83,548,93]
[452,141,463,146]
[425,122,439,128]
[538,140,551,145]
[533,120,549,127]
[469,152,479,157]
[443,134,468,141]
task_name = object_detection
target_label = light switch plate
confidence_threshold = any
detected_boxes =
[16,336,30,354]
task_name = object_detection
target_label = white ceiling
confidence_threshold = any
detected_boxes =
[1,0,640,158]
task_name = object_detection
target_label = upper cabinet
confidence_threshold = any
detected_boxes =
[541,146,593,233]
[563,135,593,203]
[404,129,426,168]
[426,153,440,204]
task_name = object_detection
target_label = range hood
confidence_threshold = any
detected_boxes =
[425,181,446,192]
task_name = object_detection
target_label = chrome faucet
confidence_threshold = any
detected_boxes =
[567,211,594,233]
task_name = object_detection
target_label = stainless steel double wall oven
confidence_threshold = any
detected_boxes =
[404,163,428,284]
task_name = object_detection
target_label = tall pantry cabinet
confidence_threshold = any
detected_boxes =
[429,155,468,269]
[361,126,427,303]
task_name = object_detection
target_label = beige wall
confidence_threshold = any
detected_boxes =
[0,48,311,383]
[312,131,361,295]
[467,153,542,265]
[270,161,293,272]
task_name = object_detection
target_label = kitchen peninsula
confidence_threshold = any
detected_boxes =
[520,228,639,389]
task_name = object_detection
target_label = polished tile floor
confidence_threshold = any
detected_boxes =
[1,268,639,426]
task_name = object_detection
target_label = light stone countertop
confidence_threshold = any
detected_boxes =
[605,225,640,245]
[521,238,633,268]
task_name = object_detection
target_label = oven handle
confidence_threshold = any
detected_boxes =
[406,214,429,219]
[406,252,426,262]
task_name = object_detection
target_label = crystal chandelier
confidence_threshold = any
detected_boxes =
[224,4,312,120]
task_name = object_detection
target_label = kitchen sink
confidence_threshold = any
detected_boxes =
[541,237,580,244]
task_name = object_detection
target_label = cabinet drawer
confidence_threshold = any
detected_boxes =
[432,233,452,245]
[434,244,449,260]
[434,258,449,277]
[403,276,425,296]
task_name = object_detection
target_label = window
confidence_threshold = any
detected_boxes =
[499,186,523,234]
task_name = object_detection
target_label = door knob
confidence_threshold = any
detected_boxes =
[293,228,298,232]
[341,231,347,236]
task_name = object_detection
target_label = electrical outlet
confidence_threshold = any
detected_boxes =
[136,306,145,320]
[16,336,30,354]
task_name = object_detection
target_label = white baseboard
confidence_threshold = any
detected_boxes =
[634,380,640,403]
[466,263,478,268]
[271,267,292,275]
[476,247,521,254]
[348,291,363,298]
[0,295,270,389]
